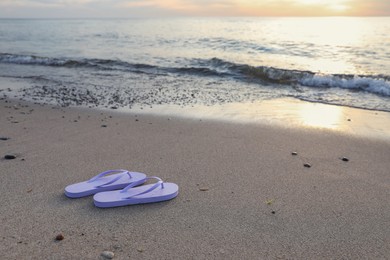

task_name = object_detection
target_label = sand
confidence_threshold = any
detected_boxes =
[1,98,389,259]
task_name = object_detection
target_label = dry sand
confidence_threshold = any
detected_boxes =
[1,98,389,259]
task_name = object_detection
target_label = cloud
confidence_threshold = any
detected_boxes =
[116,0,351,16]
[118,0,236,13]
[348,0,390,15]
[0,0,108,8]
[0,0,388,18]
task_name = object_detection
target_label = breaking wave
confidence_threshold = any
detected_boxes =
[1,53,389,97]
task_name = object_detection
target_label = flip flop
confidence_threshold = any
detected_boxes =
[65,169,147,198]
[93,176,179,208]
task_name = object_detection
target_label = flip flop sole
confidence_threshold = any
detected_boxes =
[65,183,133,198]
[65,171,147,198]
[93,182,179,208]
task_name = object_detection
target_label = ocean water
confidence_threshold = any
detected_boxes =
[0,17,390,112]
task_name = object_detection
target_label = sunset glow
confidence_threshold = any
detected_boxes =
[0,0,389,18]
[298,0,350,12]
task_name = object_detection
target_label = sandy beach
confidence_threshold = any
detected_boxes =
[1,98,389,259]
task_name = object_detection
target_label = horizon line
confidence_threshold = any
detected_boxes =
[0,15,389,19]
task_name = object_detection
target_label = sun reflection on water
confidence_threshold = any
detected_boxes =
[128,98,390,140]
[297,102,343,129]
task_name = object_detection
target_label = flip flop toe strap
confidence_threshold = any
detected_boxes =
[87,169,131,188]
[121,176,164,199]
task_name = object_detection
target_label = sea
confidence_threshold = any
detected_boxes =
[1,17,390,114]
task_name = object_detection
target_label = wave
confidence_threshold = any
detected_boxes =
[1,53,389,97]
[0,53,80,67]
[192,58,390,97]
[0,53,128,69]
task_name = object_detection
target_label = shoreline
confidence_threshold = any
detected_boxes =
[1,97,389,259]
[2,86,390,141]
[116,98,390,141]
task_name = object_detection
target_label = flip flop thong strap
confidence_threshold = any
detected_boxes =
[121,176,164,199]
[87,169,131,187]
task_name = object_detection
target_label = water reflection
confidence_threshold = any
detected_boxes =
[127,98,390,140]
[297,102,343,129]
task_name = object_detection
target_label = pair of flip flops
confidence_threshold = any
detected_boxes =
[64,169,179,208]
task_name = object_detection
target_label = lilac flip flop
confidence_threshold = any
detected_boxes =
[65,169,147,198]
[93,176,179,208]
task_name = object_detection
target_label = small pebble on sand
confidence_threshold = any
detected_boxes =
[55,234,64,241]
[101,251,115,259]
[199,188,209,191]
[341,157,349,162]
[291,152,298,156]
[4,155,16,160]
[0,137,10,141]
[304,163,311,168]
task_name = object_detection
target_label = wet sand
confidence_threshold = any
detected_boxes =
[1,98,389,259]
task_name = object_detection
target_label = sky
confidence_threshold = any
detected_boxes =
[0,0,389,18]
